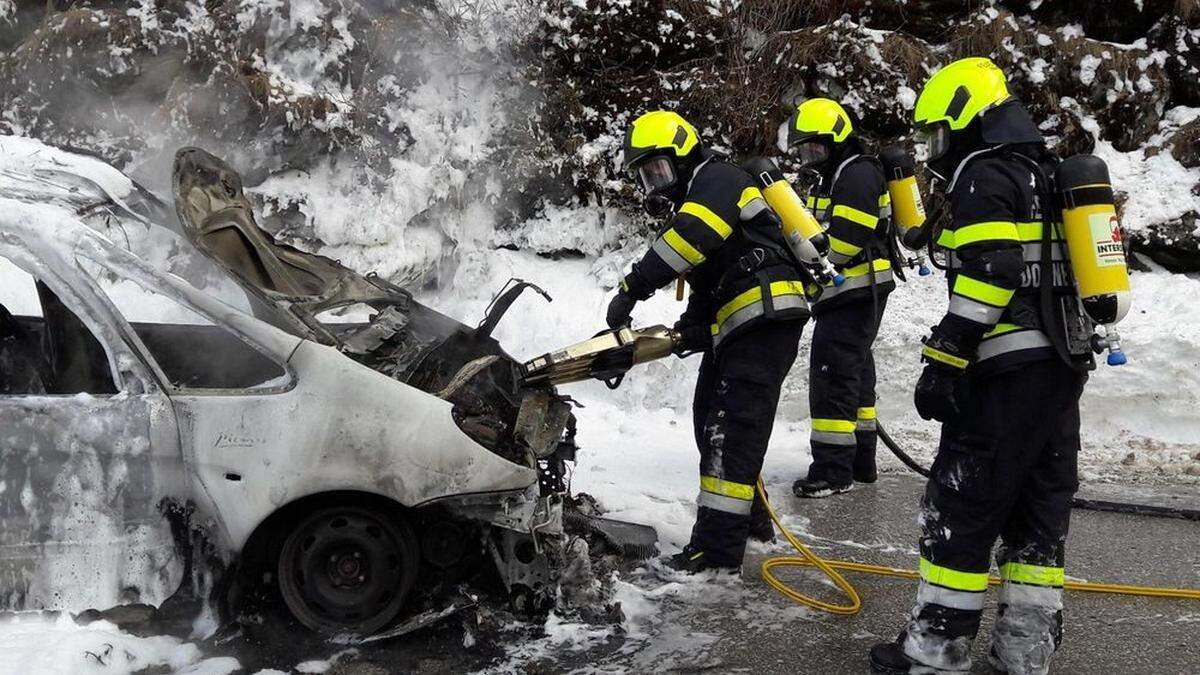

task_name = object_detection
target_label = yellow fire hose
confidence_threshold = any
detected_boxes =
[756,479,1200,615]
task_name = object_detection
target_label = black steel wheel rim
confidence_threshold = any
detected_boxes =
[279,506,416,634]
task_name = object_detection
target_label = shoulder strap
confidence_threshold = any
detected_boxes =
[1003,150,1087,371]
[830,153,866,187]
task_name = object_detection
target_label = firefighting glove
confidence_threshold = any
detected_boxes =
[914,330,971,423]
[672,321,712,356]
[606,289,638,328]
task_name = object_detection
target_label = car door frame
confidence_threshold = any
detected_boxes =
[0,227,188,611]
[69,234,303,556]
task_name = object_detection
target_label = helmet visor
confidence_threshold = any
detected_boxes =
[794,140,830,168]
[915,122,950,161]
[635,156,678,194]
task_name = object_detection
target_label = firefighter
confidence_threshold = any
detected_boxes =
[786,98,895,498]
[869,58,1090,675]
[607,110,810,573]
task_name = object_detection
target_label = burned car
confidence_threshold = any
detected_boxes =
[0,140,651,636]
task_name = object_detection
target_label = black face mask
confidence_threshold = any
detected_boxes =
[643,193,675,218]
[924,119,985,193]
[633,155,690,217]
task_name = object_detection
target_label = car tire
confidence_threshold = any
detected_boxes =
[277,504,420,635]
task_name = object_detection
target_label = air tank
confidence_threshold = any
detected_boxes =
[879,145,927,251]
[1057,154,1131,366]
[743,157,843,287]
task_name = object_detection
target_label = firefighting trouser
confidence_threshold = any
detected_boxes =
[806,293,889,486]
[689,318,805,568]
[901,359,1086,673]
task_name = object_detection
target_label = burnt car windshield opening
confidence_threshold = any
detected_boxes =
[0,255,117,396]
[78,256,290,391]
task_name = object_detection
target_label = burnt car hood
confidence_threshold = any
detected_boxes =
[170,148,572,466]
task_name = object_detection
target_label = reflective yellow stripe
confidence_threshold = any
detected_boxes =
[700,475,755,501]
[662,228,705,265]
[878,193,891,206]
[857,406,877,420]
[738,187,764,209]
[827,234,861,258]
[1016,221,1064,243]
[984,322,1024,338]
[714,280,806,328]
[806,196,831,209]
[936,228,955,249]
[953,275,1015,307]
[812,418,857,433]
[953,221,1019,247]
[841,258,892,277]
[679,201,733,238]
[832,204,879,228]
[1000,562,1065,587]
[920,557,989,592]
[922,344,969,369]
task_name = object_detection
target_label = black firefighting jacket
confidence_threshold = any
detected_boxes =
[804,154,896,314]
[622,155,810,348]
[930,144,1075,375]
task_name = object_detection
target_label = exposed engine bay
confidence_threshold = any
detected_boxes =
[171,147,576,470]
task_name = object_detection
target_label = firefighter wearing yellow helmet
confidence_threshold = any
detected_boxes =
[785,97,902,499]
[870,57,1096,675]
[608,110,810,573]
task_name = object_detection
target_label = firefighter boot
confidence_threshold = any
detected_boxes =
[792,477,853,499]
[662,545,741,576]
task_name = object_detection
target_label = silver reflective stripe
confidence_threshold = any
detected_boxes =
[652,237,691,274]
[713,294,808,346]
[948,251,962,270]
[949,294,1005,324]
[740,197,768,221]
[1022,242,1066,263]
[828,250,854,266]
[917,580,986,611]
[977,329,1052,361]
[815,268,894,303]
[697,490,753,515]
[812,430,856,446]
[879,203,893,219]
[998,581,1064,610]
[856,419,877,431]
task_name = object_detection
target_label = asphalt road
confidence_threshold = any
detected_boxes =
[214,474,1199,674]
[589,474,1200,675]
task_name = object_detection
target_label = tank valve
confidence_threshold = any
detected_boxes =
[1090,325,1127,366]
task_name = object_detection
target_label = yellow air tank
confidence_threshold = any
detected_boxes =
[879,145,927,250]
[1057,154,1131,365]
[743,157,843,286]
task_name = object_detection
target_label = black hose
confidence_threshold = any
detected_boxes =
[875,421,930,478]
[875,420,1200,522]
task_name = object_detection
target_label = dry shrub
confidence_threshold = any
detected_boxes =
[1003,0,1175,43]
[1155,14,1200,106]
[737,18,935,143]
[1171,118,1200,167]
[1179,0,1200,24]
[948,8,1171,151]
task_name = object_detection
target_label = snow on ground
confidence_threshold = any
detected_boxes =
[0,614,238,674]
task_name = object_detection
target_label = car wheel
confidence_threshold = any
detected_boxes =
[277,504,419,635]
